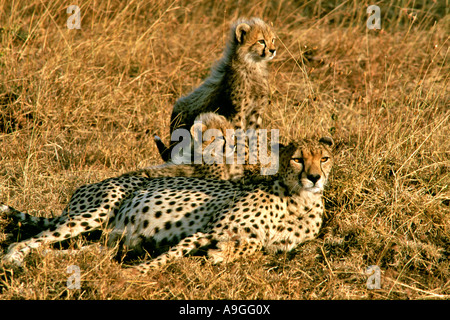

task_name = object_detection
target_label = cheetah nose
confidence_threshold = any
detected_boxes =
[307,174,320,184]
[269,49,276,54]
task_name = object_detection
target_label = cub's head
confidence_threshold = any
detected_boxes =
[278,137,334,194]
[232,17,276,63]
[190,112,236,164]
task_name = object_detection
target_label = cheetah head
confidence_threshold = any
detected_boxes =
[190,112,236,164]
[278,137,334,194]
[233,17,277,62]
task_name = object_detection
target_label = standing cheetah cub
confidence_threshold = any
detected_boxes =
[156,17,277,161]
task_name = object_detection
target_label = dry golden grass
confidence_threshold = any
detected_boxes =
[0,0,449,299]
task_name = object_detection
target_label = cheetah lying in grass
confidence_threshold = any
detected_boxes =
[1,136,333,273]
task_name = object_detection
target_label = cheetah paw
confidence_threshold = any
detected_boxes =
[122,267,144,278]
[1,250,24,267]
[1,242,30,266]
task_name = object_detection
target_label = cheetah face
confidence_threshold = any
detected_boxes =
[282,137,334,194]
[252,34,276,61]
[234,18,277,63]
[190,112,236,164]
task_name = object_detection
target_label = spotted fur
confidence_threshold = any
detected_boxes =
[1,137,333,271]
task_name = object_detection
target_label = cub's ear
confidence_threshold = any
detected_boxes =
[278,142,298,171]
[319,136,334,147]
[235,23,251,43]
[190,122,207,142]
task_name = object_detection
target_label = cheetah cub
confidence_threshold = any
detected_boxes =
[139,112,250,181]
[156,17,277,161]
[150,112,235,167]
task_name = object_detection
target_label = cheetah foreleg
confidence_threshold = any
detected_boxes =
[130,233,261,273]
[207,237,261,264]
[131,232,218,273]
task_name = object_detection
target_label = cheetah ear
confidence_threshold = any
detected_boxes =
[278,142,298,171]
[235,23,250,43]
[280,142,298,158]
[319,136,334,147]
[190,122,207,143]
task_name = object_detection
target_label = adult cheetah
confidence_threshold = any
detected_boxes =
[1,136,334,272]
[156,17,277,162]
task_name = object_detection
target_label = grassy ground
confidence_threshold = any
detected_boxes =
[0,0,448,299]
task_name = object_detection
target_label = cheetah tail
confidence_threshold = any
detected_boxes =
[0,204,54,228]
[154,135,171,162]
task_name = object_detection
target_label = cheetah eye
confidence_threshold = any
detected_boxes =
[258,39,266,45]
[292,158,303,164]
[321,157,329,163]
[271,38,275,44]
